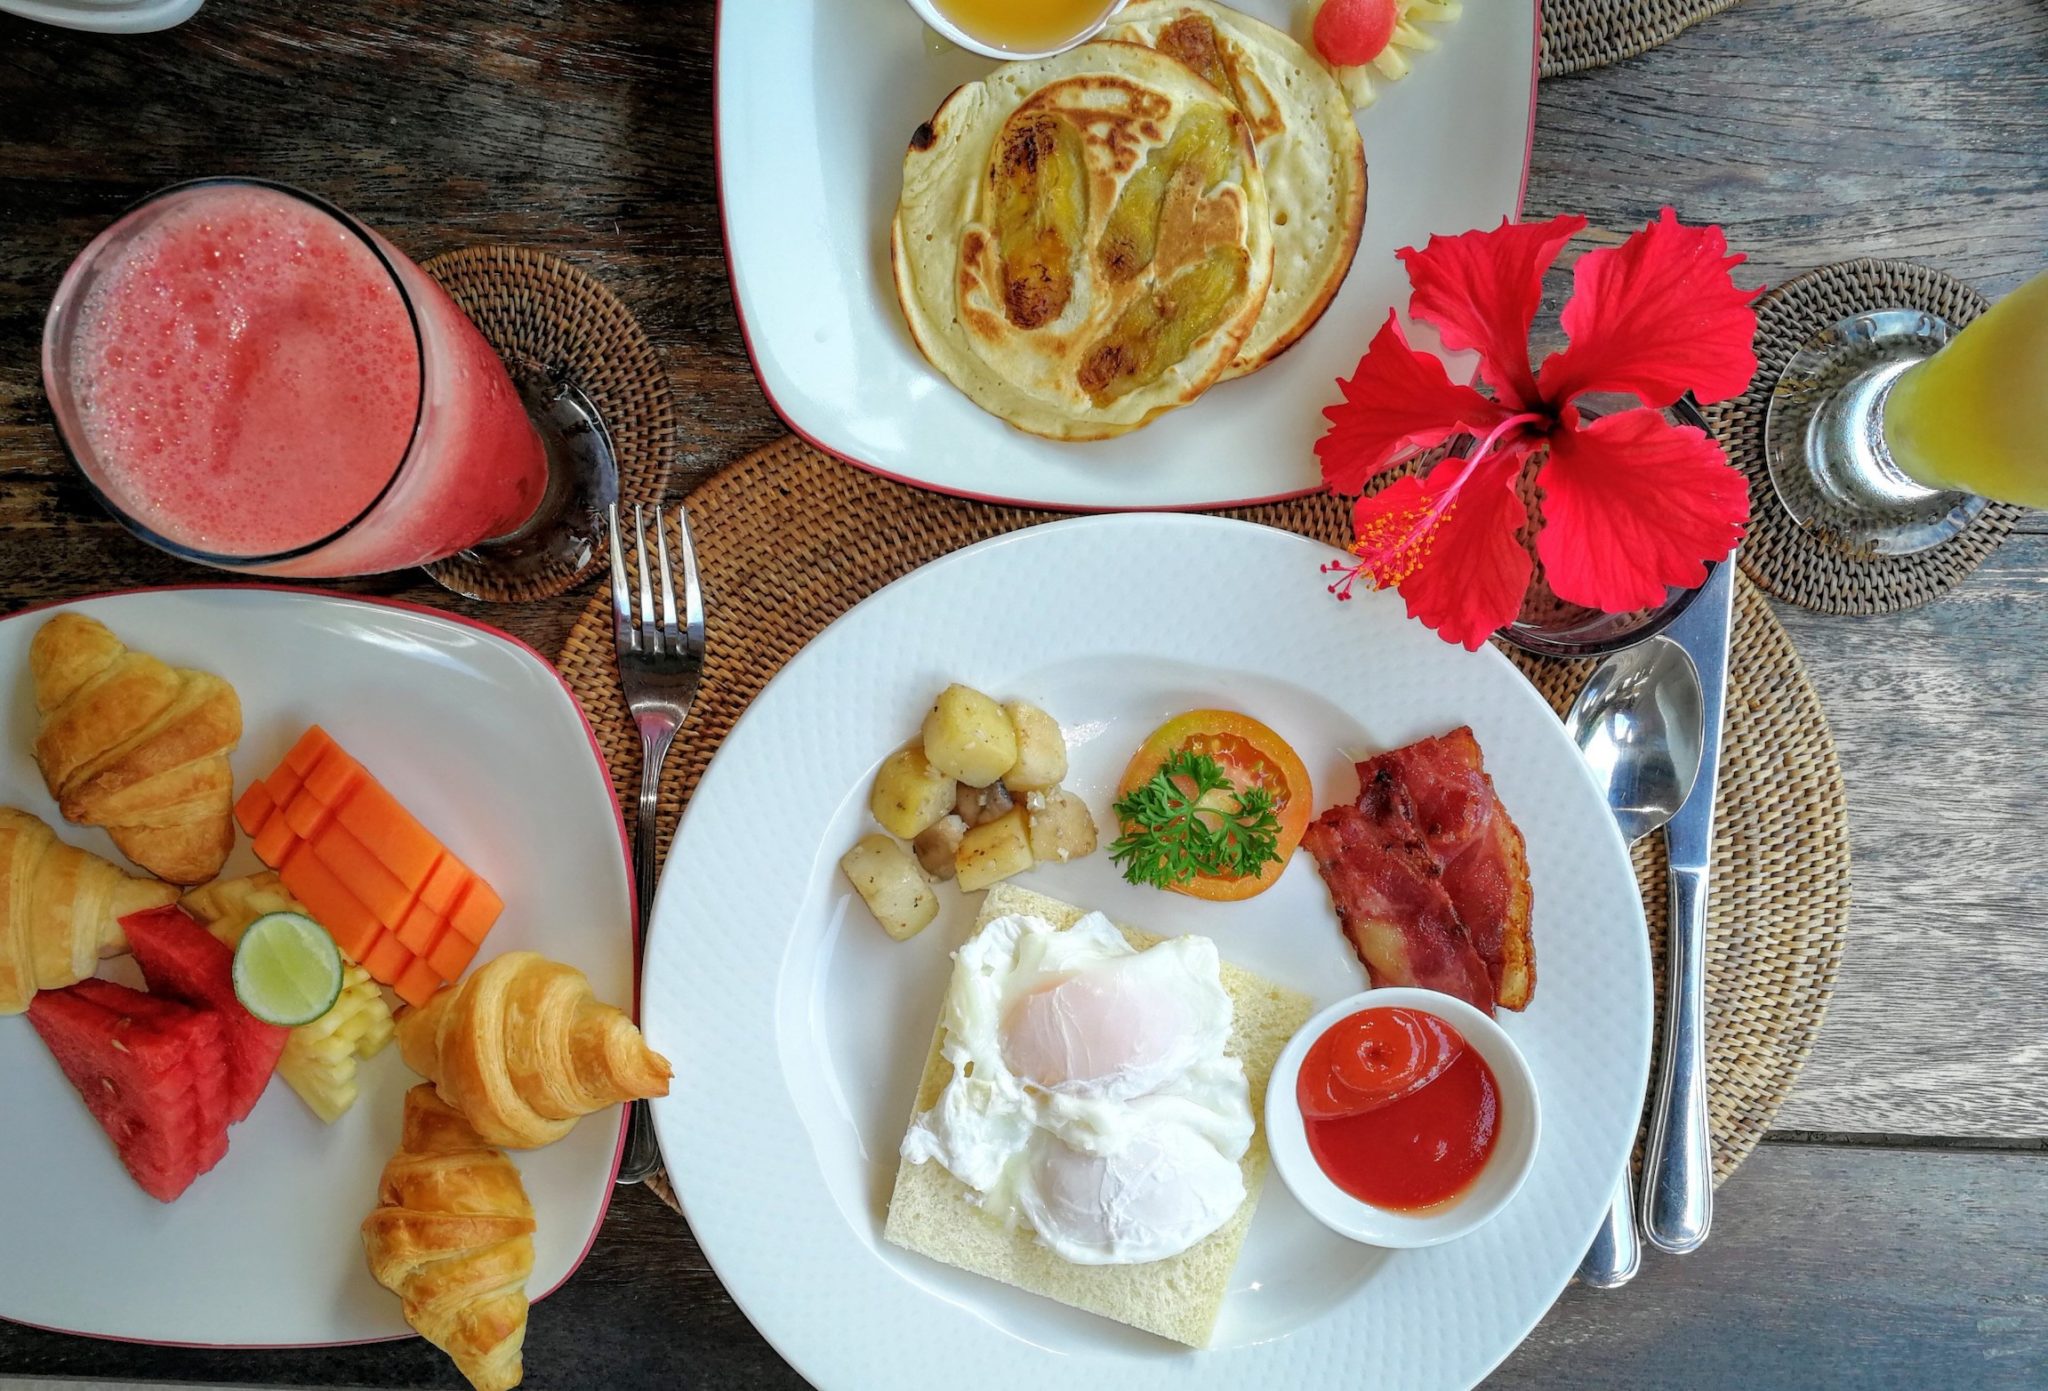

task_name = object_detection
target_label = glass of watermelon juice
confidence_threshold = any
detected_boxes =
[41,179,611,589]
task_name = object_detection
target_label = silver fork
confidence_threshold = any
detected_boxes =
[608,500,705,1186]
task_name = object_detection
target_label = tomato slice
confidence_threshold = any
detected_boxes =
[1114,709,1313,901]
[1297,1007,1466,1120]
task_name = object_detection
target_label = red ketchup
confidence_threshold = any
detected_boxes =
[1297,1007,1501,1212]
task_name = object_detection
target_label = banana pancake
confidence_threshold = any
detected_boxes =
[1108,0,1366,378]
[892,41,1275,441]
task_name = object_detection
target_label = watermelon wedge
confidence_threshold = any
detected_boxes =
[27,980,230,1202]
[123,905,289,1124]
[69,978,233,1176]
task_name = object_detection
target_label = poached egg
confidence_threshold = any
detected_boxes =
[901,911,1253,1265]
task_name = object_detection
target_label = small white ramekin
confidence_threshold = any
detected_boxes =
[1267,988,1542,1248]
[902,0,1130,62]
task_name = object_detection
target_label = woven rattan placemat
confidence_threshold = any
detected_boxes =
[558,436,1850,1208]
[419,246,674,603]
[1540,0,1738,76]
[1700,259,2025,614]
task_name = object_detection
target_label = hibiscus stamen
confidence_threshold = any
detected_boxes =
[1323,455,1484,599]
[1471,410,1546,462]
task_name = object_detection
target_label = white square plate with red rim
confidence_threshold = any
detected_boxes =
[716,0,1537,509]
[0,588,633,1347]
[644,514,1652,1391]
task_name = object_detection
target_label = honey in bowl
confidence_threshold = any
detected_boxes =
[932,0,1120,53]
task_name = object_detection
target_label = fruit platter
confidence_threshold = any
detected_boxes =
[0,588,651,1377]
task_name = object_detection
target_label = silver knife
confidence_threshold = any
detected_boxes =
[1639,546,1735,1253]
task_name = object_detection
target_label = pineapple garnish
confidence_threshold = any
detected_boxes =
[181,872,395,1123]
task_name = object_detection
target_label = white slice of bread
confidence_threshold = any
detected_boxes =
[882,883,1314,1348]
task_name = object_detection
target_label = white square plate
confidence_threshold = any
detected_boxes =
[716,0,1537,508]
[0,589,632,1347]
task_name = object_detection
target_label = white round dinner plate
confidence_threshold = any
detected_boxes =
[646,515,1652,1391]
[0,588,633,1347]
[715,0,1538,510]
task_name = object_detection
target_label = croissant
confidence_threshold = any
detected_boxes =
[397,950,672,1149]
[30,611,241,885]
[0,807,178,1014]
[363,1085,535,1391]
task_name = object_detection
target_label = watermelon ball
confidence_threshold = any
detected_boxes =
[1314,0,1400,66]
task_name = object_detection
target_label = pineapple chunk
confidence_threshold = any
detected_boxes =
[275,963,392,1123]
[182,871,394,1123]
[183,870,302,945]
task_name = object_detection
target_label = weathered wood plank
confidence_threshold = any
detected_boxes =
[0,1144,2039,1386]
[1494,1140,2048,1387]
[1768,533,2048,1137]
[1527,0,2048,300]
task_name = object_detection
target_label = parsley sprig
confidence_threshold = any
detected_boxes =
[1109,750,1282,890]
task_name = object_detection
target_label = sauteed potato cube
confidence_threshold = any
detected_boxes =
[1025,788,1098,863]
[955,807,1033,892]
[841,834,939,941]
[871,747,956,839]
[922,684,1017,788]
[1001,702,1067,791]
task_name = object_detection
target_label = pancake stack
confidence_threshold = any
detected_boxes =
[892,1,1367,442]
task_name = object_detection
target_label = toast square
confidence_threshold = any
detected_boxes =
[882,883,1314,1348]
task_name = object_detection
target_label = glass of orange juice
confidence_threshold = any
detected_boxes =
[1763,270,2048,554]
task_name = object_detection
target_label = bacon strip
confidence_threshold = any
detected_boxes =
[1302,788,1496,1015]
[1361,728,1536,1010]
[1305,726,1536,1014]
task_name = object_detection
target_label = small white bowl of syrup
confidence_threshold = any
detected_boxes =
[1267,988,1542,1249]
[906,0,1129,61]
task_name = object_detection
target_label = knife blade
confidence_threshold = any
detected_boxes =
[1639,546,1735,1254]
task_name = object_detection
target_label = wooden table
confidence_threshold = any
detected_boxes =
[1,1,2043,1384]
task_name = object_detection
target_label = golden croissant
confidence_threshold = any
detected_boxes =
[0,806,178,1014]
[31,612,241,885]
[397,950,672,1149]
[363,1085,535,1391]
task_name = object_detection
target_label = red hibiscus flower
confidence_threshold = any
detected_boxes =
[1317,208,1761,650]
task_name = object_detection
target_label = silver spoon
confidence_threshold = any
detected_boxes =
[1563,635,1705,1289]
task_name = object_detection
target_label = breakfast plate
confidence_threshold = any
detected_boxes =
[715,0,1537,509]
[646,514,1652,1390]
[0,588,633,1347]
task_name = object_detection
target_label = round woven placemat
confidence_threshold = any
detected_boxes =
[1539,0,1739,77]
[1699,259,2026,615]
[560,437,1849,1208]
[418,246,674,602]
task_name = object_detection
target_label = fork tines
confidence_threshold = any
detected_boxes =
[608,501,703,661]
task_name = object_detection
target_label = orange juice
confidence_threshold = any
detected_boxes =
[1882,270,2048,507]
[934,0,1119,52]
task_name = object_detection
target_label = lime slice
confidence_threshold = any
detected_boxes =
[233,912,344,1027]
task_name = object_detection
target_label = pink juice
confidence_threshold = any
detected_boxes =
[48,182,547,576]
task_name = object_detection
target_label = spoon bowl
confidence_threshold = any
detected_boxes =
[1566,636,1707,846]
